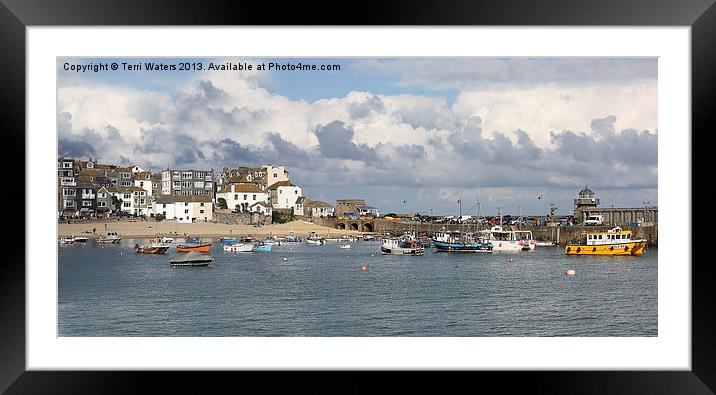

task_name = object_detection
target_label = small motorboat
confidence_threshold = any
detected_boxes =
[135,242,170,254]
[98,231,121,243]
[223,243,254,252]
[219,236,238,244]
[253,241,273,252]
[58,236,75,244]
[170,251,213,266]
[72,236,89,243]
[338,244,351,249]
[534,241,557,247]
[262,238,281,246]
[160,236,174,243]
[380,238,424,255]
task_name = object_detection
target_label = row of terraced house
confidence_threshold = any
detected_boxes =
[57,158,336,223]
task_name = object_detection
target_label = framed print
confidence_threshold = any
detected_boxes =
[4,0,714,393]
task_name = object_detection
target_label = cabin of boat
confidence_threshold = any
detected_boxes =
[565,226,646,256]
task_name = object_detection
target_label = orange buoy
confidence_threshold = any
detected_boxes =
[508,258,513,263]
[361,265,367,272]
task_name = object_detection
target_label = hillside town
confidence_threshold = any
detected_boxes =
[57,157,341,224]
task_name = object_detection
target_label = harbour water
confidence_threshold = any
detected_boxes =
[58,240,657,337]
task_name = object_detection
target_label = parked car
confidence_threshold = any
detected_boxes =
[584,215,604,226]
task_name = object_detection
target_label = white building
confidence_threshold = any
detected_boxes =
[112,186,150,216]
[294,196,305,216]
[153,195,213,223]
[269,181,302,209]
[134,172,153,196]
[306,200,335,218]
[249,201,273,216]
[216,183,269,212]
[262,164,289,188]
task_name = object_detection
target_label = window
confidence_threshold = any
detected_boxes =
[243,194,247,200]
[139,181,144,187]
[98,201,106,208]
[82,201,92,207]
[123,202,130,207]
[185,202,188,206]
[140,199,145,204]
[63,162,72,168]
[252,195,256,200]
[124,193,131,199]
[295,190,298,194]
[200,203,204,207]
[234,194,238,200]
[273,174,277,178]
[184,209,189,214]
[200,209,204,214]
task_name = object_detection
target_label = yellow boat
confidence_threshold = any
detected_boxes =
[565,226,646,256]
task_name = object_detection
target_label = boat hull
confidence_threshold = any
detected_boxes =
[433,241,493,253]
[223,243,253,252]
[176,243,212,252]
[253,245,273,252]
[564,241,646,256]
[135,246,169,254]
[380,246,424,255]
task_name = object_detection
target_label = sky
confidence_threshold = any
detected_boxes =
[57,57,658,216]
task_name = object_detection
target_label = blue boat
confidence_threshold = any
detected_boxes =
[432,231,493,253]
[219,236,238,244]
[253,241,273,252]
[185,235,202,243]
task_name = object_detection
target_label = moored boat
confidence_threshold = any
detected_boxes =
[478,226,534,252]
[135,241,170,254]
[170,251,213,266]
[98,231,121,243]
[380,238,424,255]
[338,244,351,249]
[59,236,75,244]
[72,235,89,243]
[432,231,493,253]
[223,243,254,252]
[219,236,238,244]
[160,236,174,243]
[253,241,273,252]
[176,242,212,252]
[565,226,646,256]
[306,233,325,245]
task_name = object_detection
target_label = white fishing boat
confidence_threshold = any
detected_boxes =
[72,235,89,243]
[535,240,557,247]
[160,236,174,243]
[59,236,75,244]
[223,243,254,252]
[479,226,535,252]
[380,238,424,255]
[306,232,325,245]
[99,231,121,243]
[338,244,351,249]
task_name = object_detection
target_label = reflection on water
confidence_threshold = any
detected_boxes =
[58,239,657,336]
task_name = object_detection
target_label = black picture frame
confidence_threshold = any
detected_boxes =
[2,0,712,393]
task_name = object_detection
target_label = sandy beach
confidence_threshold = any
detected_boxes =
[58,219,363,239]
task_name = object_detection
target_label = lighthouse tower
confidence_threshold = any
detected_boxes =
[574,186,600,223]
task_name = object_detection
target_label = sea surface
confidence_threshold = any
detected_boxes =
[58,239,657,336]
